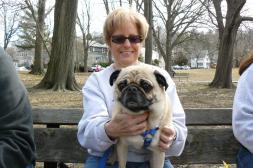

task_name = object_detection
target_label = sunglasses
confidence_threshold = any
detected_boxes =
[111,35,143,44]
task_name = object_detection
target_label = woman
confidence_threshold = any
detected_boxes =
[77,7,187,168]
[233,52,253,168]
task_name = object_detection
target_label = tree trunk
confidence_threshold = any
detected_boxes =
[76,1,91,73]
[102,0,113,65]
[210,0,246,88]
[144,0,152,64]
[165,19,173,75]
[36,0,80,91]
[165,45,173,74]
[31,0,45,75]
[83,34,88,72]
[209,27,238,88]
[103,0,110,15]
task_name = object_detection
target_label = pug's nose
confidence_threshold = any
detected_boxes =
[128,86,138,92]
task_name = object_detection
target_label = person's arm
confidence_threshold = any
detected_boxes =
[0,47,36,168]
[164,81,187,156]
[77,73,117,153]
[233,64,253,153]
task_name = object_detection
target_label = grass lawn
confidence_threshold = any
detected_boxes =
[19,68,239,109]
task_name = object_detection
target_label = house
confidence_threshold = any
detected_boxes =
[10,41,107,69]
[190,50,211,69]
[88,42,108,66]
[11,48,49,68]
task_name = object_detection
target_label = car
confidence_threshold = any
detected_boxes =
[182,65,190,70]
[87,67,94,72]
[172,65,182,70]
[88,65,104,72]
[17,66,29,72]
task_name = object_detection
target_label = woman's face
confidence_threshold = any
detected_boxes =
[109,22,142,68]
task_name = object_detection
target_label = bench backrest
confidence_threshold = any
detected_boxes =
[33,108,240,165]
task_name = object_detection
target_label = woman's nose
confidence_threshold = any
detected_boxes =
[123,39,131,46]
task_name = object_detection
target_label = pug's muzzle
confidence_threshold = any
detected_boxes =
[119,84,152,112]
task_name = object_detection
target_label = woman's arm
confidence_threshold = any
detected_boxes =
[164,82,187,156]
[233,64,253,153]
[77,73,117,153]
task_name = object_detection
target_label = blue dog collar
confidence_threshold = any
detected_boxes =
[142,127,159,148]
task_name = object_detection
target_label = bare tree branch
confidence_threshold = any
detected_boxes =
[1,1,20,49]
[103,0,110,14]
[24,0,50,56]
[77,0,92,72]
[152,0,205,72]
[241,16,253,22]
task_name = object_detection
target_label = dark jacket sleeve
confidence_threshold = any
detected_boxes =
[0,47,36,168]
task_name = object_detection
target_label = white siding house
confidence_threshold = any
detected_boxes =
[190,50,211,69]
[12,48,49,67]
[88,42,108,66]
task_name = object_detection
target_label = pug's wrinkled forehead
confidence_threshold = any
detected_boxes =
[109,65,168,90]
[118,68,153,83]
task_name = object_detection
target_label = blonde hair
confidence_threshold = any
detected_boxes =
[103,7,149,46]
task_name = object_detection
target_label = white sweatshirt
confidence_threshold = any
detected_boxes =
[77,63,187,162]
[233,63,253,153]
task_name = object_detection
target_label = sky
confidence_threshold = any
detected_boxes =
[88,0,253,34]
[244,0,253,16]
[1,0,253,47]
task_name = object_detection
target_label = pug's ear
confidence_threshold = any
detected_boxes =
[154,70,168,90]
[109,70,121,86]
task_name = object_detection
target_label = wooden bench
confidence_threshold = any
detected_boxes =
[33,108,240,167]
[173,73,189,81]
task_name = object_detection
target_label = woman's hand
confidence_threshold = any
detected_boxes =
[105,112,148,140]
[159,126,177,152]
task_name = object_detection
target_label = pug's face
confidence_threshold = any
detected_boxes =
[110,65,168,114]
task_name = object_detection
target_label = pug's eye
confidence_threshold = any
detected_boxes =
[140,80,153,92]
[118,80,128,91]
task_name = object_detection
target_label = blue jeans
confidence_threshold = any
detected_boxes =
[236,146,253,168]
[26,164,34,168]
[85,155,174,168]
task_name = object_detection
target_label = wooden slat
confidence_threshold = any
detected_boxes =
[34,128,87,163]
[34,127,240,164]
[32,108,83,125]
[32,108,233,125]
[172,127,239,164]
[185,108,232,125]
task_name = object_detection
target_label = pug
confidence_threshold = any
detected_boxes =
[109,64,173,168]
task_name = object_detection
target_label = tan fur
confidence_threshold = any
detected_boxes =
[111,65,172,168]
